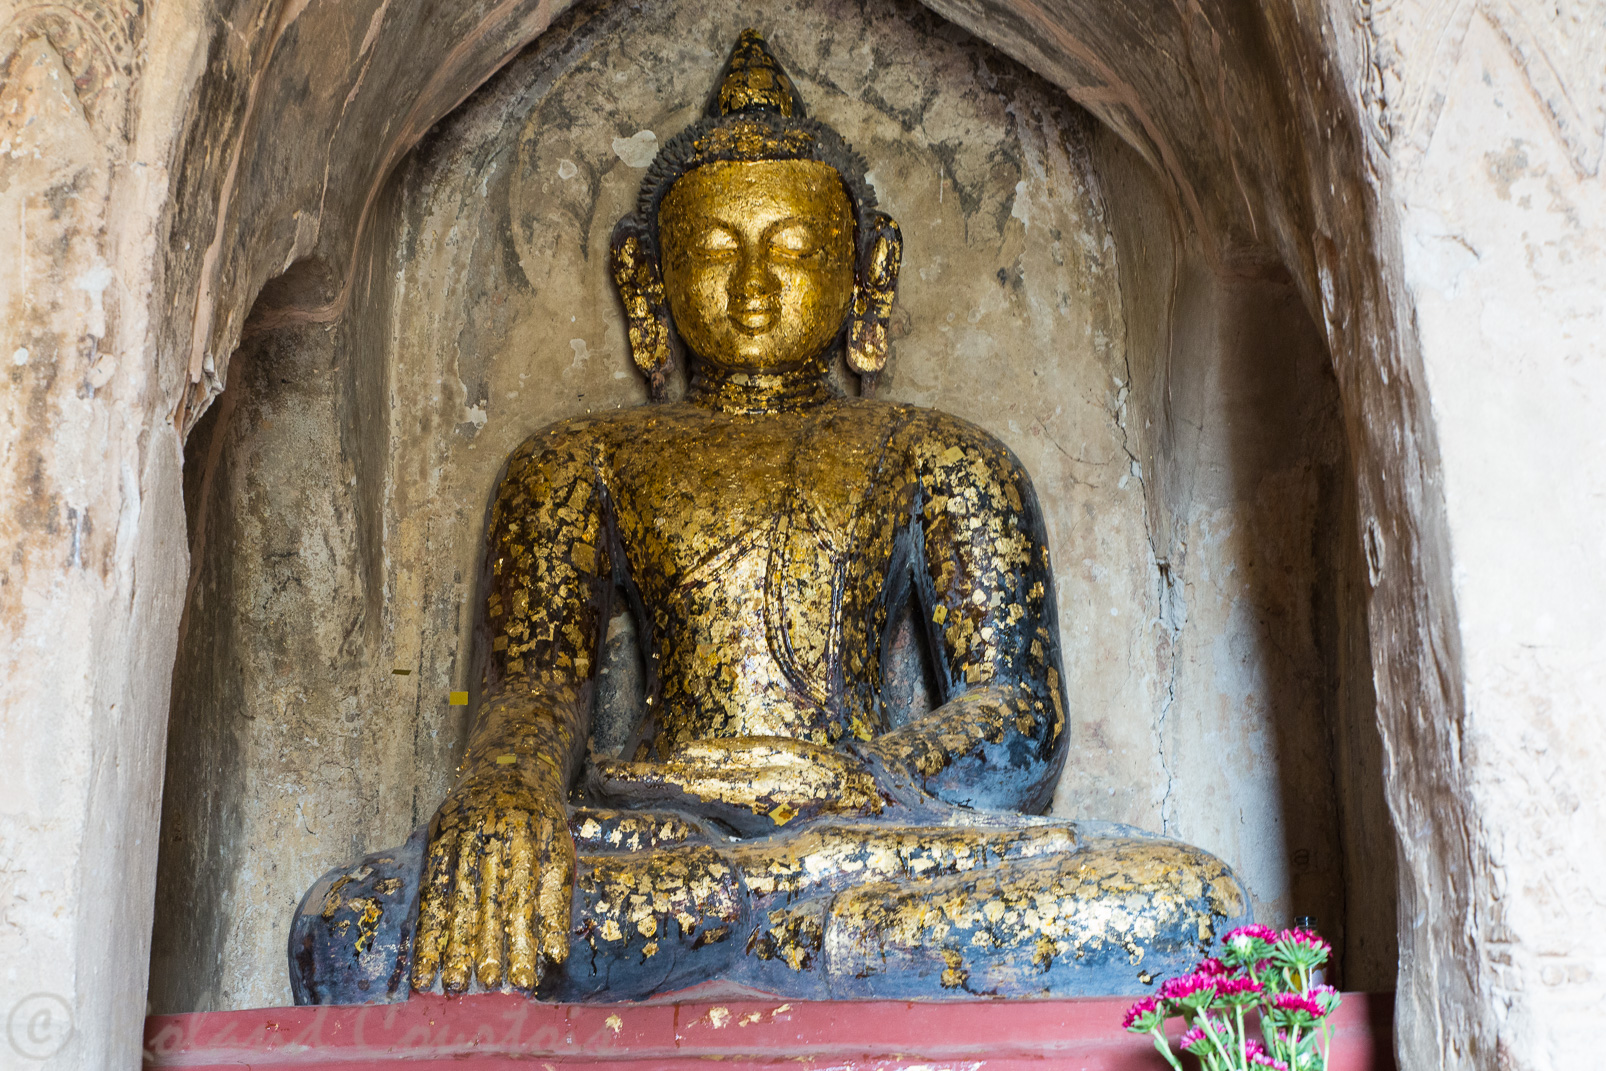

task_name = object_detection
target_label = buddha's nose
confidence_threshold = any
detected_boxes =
[729,251,780,331]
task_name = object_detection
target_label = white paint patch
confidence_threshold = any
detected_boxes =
[570,338,590,366]
[11,347,28,366]
[611,130,658,168]
[75,263,114,339]
[557,159,578,180]
[1011,180,1031,229]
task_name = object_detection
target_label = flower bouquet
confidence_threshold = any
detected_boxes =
[1122,925,1341,1071]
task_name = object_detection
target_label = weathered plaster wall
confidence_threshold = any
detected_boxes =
[2,0,1599,1065]
[1371,7,1606,1065]
[150,0,1382,1011]
[0,8,190,1069]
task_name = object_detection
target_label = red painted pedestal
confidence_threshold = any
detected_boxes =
[144,992,1394,1070]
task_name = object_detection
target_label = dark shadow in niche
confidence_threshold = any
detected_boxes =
[1090,122,1395,989]
[153,284,355,1013]
[1211,259,1376,990]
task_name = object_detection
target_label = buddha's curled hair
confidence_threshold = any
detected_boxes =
[629,113,881,259]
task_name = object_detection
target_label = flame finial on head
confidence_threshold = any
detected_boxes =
[709,29,805,119]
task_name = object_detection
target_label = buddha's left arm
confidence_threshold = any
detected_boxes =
[864,414,1069,814]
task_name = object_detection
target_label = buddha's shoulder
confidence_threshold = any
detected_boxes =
[499,405,660,468]
[875,402,1028,475]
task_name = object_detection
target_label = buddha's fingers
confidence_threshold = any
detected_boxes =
[440,824,483,992]
[411,820,460,991]
[504,814,539,991]
[475,818,506,988]
[536,812,574,969]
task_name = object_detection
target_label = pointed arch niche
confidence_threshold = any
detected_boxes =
[150,0,1398,1013]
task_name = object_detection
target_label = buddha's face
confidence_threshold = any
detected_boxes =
[658,159,856,374]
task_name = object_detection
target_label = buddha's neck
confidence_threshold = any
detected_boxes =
[686,359,835,414]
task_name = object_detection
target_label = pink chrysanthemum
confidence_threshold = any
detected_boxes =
[1211,976,1266,1006]
[1158,972,1218,1007]
[1272,928,1333,974]
[1280,926,1329,946]
[1178,1025,1211,1054]
[1194,956,1230,976]
[1122,995,1164,1032]
[1250,1053,1290,1070]
[1224,923,1280,945]
[1222,924,1281,967]
[1279,928,1332,955]
[1269,992,1327,1023]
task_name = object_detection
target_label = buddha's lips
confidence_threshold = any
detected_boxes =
[730,306,777,332]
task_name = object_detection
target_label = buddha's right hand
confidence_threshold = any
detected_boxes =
[410,763,574,993]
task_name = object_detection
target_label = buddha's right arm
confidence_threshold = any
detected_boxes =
[412,431,615,995]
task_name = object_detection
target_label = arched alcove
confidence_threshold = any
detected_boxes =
[152,0,1395,1021]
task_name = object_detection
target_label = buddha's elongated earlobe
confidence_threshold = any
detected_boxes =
[847,211,902,395]
[610,216,673,401]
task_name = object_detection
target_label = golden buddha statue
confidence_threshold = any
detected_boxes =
[290,31,1248,1005]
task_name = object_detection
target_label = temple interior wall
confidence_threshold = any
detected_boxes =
[149,0,1393,1013]
[10,0,1599,1064]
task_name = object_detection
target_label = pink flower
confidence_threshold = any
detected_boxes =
[1178,1025,1211,1054]
[1158,972,1218,1007]
[1250,1053,1289,1070]
[1279,928,1332,956]
[1211,976,1265,1006]
[1272,928,1332,974]
[1194,956,1230,976]
[1224,924,1280,946]
[1269,992,1327,1023]
[1122,995,1164,1032]
[1222,924,1281,967]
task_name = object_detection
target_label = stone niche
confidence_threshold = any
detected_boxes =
[148,0,1395,1013]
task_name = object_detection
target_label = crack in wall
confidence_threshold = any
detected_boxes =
[1109,328,1188,837]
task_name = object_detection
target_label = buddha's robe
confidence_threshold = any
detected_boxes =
[290,391,1248,1004]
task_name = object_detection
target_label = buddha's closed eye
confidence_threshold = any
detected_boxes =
[692,226,740,258]
[768,222,827,258]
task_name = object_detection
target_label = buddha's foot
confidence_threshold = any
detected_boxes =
[798,832,1251,998]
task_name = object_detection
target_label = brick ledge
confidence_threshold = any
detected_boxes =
[144,991,1395,1070]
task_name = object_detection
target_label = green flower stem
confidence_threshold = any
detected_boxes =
[1236,1006,1249,1069]
[1284,1023,1304,1067]
[1199,1012,1240,1070]
[1148,1026,1184,1071]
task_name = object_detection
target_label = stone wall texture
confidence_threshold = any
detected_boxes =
[0,0,1600,1067]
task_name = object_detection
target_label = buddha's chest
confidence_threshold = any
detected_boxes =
[609,405,914,593]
